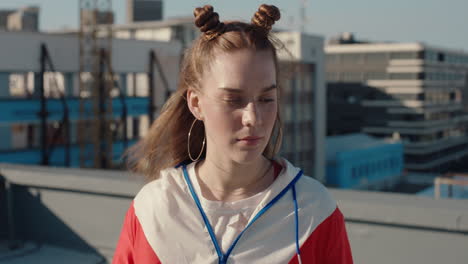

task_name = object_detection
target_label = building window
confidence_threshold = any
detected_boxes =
[425,72,464,81]
[341,53,362,63]
[341,72,362,82]
[326,72,339,82]
[389,73,419,80]
[390,52,418,59]
[364,52,387,63]
[424,50,439,62]
[438,53,445,62]
[326,54,340,64]
[352,167,357,179]
[392,94,422,100]
[364,72,386,80]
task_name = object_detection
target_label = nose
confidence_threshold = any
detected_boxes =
[242,102,261,127]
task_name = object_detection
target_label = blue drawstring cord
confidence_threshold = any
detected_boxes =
[292,185,302,264]
[182,164,303,264]
[182,164,224,259]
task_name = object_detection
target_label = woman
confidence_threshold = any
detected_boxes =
[112,4,353,264]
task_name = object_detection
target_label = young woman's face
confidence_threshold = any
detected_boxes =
[193,48,278,164]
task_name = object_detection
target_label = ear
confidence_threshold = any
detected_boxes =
[187,88,204,120]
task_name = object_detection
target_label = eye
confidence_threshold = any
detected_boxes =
[259,98,275,103]
[224,97,244,106]
[225,98,241,102]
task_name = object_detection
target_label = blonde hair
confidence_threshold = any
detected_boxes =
[125,4,285,181]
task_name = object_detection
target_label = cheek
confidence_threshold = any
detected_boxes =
[262,104,278,124]
[203,107,237,138]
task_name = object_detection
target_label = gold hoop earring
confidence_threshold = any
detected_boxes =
[188,118,206,162]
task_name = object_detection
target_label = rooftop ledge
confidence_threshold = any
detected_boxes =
[1,163,467,263]
[1,162,467,233]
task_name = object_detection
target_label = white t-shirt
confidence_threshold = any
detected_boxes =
[188,167,275,253]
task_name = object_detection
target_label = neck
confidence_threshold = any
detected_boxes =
[195,155,273,202]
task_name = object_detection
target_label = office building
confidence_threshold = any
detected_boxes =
[7,6,39,32]
[326,33,468,172]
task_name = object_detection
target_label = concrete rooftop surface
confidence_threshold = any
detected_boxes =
[0,163,467,263]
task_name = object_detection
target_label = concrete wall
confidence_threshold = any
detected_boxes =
[1,164,467,263]
[332,189,468,264]
[0,163,145,262]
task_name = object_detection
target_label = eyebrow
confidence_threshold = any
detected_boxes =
[219,84,277,93]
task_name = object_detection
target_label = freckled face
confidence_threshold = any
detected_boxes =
[196,49,277,164]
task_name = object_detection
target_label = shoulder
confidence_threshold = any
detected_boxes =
[131,165,193,243]
[276,157,337,218]
[277,157,336,205]
[297,173,337,216]
[138,166,183,192]
[133,166,186,209]
[297,174,336,204]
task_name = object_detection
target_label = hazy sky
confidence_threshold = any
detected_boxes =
[1,0,467,51]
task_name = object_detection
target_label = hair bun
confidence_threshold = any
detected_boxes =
[193,5,225,38]
[251,4,281,32]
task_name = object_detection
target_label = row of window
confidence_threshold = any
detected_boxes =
[405,143,468,164]
[327,71,466,82]
[282,121,314,153]
[388,73,420,80]
[425,50,468,65]
[6,72,154,98]
[326,52,420,64]
[326,71,387,82]
[350,157,401,179]
[388,90,458,104]
[425,90,459,103]
[327,51,468,66]
[5,117,146,151]
[397,126,467,143]
[327,71,420,82]
[425,72,465,81]
[390,94,423,101]
[425,112,452,121]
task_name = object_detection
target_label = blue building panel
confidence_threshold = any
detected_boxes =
[0,140,137,167]
[326,133,404,189]
[0,97,149,123]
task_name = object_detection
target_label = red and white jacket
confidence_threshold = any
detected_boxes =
[112,158,353,263]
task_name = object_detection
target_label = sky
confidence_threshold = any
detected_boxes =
[1,0,467,51]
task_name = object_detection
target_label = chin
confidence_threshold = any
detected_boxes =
[231,149,266,164]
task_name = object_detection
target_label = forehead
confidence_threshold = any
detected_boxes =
[201,49,276,93]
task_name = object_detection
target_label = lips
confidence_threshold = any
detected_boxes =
[239,136,263,140]
[237,136,264,146]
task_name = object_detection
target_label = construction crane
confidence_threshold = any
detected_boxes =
[1,0,168,169]
[78,0,114,169]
